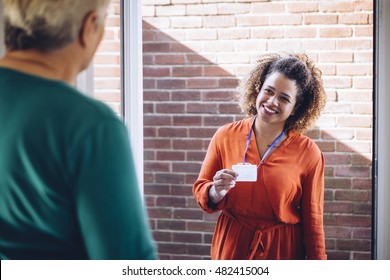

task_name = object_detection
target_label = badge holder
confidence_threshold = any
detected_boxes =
[232,163,257,182]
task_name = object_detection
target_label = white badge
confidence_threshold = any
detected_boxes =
[232,163,257,182]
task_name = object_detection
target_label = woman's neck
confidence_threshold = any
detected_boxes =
[0,50,78,84]
[253,117,285,142]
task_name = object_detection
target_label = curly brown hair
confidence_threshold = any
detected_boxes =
[238,53,326,134]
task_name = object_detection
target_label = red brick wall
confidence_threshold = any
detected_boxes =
[96,0,373,260]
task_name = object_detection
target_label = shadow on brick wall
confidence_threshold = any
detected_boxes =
[142,21,372,260]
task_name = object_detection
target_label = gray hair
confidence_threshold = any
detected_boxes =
[2,0,111,51]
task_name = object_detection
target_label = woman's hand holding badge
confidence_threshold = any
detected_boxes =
[209,169,239,204]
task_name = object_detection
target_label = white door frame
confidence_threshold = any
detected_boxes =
[374,0,390,260]
[120,0,144,194]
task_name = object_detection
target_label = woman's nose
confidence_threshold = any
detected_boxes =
[267,95,278,106]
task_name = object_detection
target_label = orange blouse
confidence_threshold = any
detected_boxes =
[193,117,327,260]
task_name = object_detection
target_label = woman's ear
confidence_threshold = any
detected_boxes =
[78,11,99,48]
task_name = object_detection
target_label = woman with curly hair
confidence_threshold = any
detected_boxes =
[193,53,327,260]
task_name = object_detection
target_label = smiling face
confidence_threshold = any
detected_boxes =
[255,71,298,129]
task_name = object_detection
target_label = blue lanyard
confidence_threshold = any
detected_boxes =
[243,117,285,164]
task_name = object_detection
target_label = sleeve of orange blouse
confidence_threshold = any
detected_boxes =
[193,128,227,213]
[301,152,327,260]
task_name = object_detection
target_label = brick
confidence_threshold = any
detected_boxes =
[156,5,186,16]
[148,208,173,219]
[172,66,203,77]
[354,26,373,37]
[188,79,219,89]
[323,153,351,165]
[172,115,202,126]
[144,138,171,151]
[171,185,193,196]
[155,54,186,64]
[251,2,285,13]
[152,230,172,242]
[219,103,241,114]
[337,90,372,102]
[144,115,172,126]
[335,215,371,227]
[171,16,202,28]
[355,128,373,140]
[325,178,352,189]
[320,27,353,38]
[321,129,354,140]
[352,103,372,115]
[354,51,373,63]
[203,15,235,28]
[234,40,267,52]
[187,103,219,114]
[316,141,336,152]
[173,209,203,220]
[336,239,370,251]
[320,2,355,13]
[187,151,207,161]
[186,53,216,64]
[144,91,170,102]
[218,3,251,15]
[157,151,186,161]
[171,91,201,101]
[354,1,374,11]
[143,42,170,53]
[155,173,186,184]
[269,14,302,25]
[353,76,373,89]
[144,183,170,195]
[336,141,371,153]
[173,232,202,243]
[324,103,352,114]
[143,0,170,5]
[203,116,234,127]
[302,39,336,50]
[335,189,371,201]
[158,127,188,138]
[352,178,372,190]
[252,28,283,39]
[188,244,211,255]
[236,15,268,27]
[335,166,370,178]
[186,4,218,16]
[339,13,369,25]
[286,1,318,13]
[156,103,186,114]
[304,14,338,25]
[157,79,186,89]
[173,139,203,150]
[144,161,170,172]
[354,202,371,214]
[202,91,235,101]
[187,221,216,232]
[315,116,337,128]
[172,162,202,173]
[267,40,301,51]
[352,227,371,239]
[203,65,234,76]
[143,66,170,77]
[318,52,354,62]
[218,28,250,40]
[324,226,352,238]
[338,116,372,128]
[337,64,372,75]
[351,154,372,165]
[203,40,234,52]
[170,41,203,53]
[337,39,372,50]
[325,202,353,213]
[322,76,352,89]
[186,28,217,40]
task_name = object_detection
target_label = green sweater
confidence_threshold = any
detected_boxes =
[0,67,157,260]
